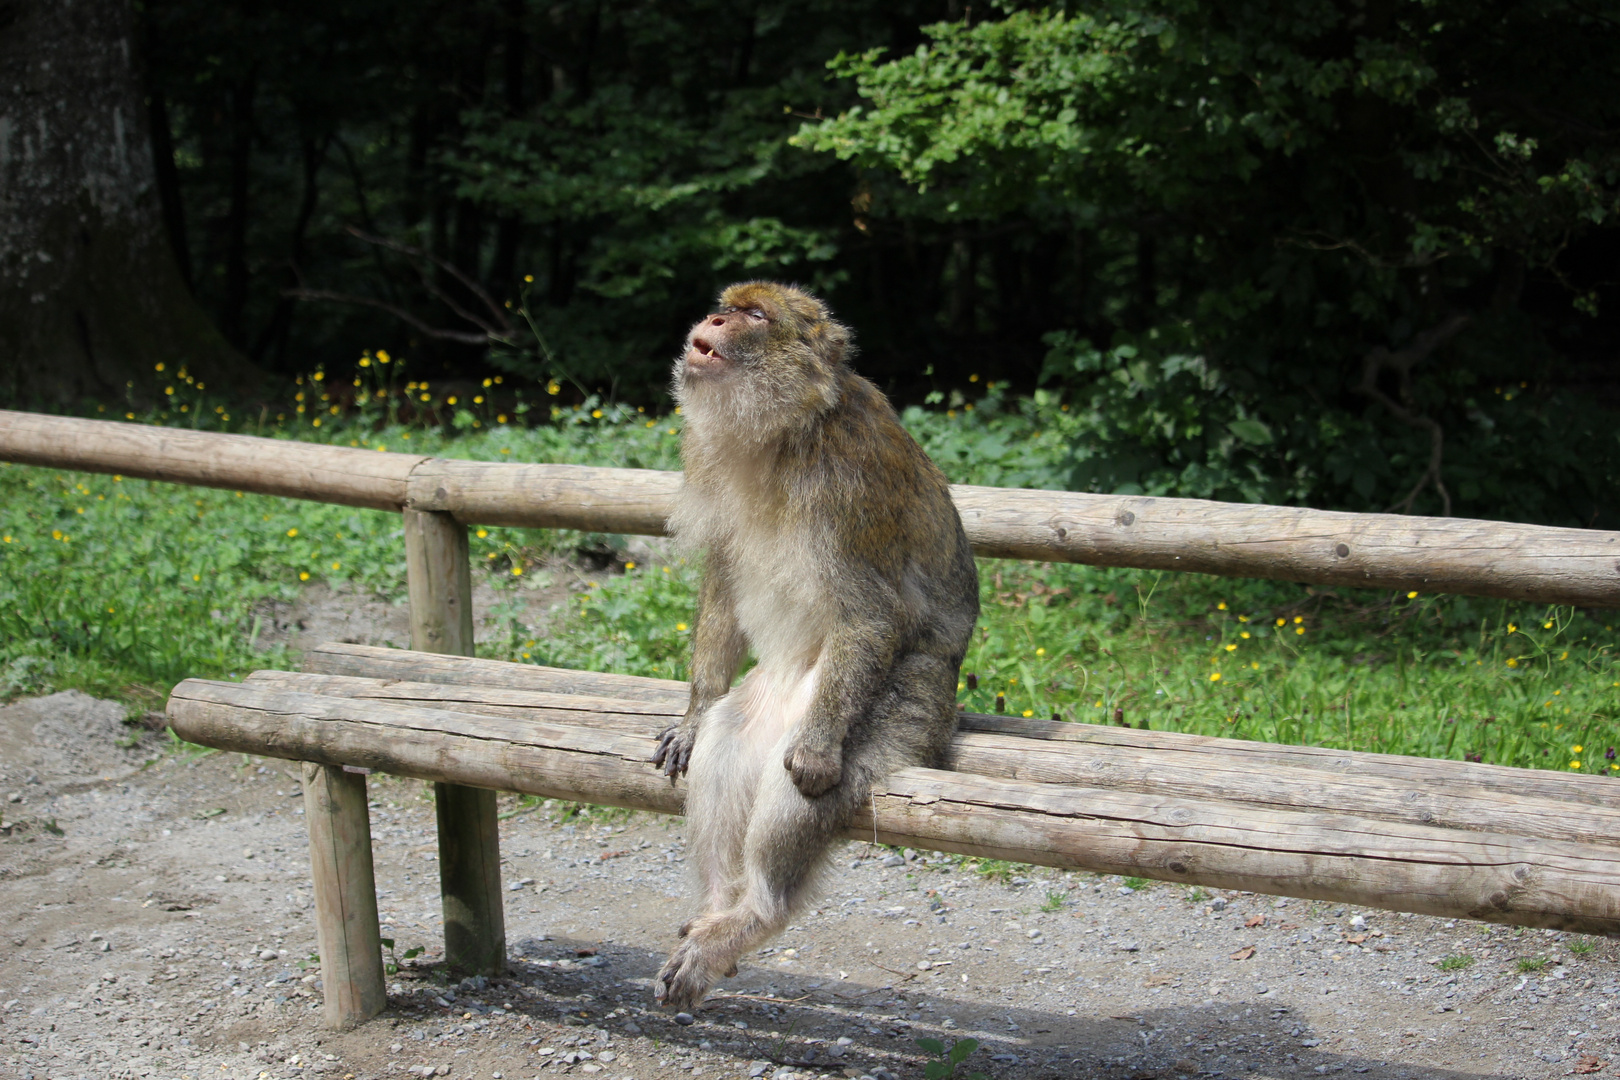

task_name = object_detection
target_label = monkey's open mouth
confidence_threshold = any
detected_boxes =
[686,337,728,370]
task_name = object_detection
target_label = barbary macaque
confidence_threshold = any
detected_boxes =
[650,281,979,1010]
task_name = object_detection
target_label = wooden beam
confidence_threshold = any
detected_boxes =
[301,762,386,1030]
[0,409,423,510]
[403,508,505,975]
[296,643,1620,809]
[167,680,1620,937]
[6,410,1620,605]
[245,668,1620,848]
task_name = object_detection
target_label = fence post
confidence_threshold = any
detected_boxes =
[302,762,387,1029]
[403,507,507,975]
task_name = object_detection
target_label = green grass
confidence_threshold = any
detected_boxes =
[1437,954,1474,971]
[1516,956,1551,973]
[3,376,1619,778]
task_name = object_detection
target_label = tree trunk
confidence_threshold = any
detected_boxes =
[0,0,259,406]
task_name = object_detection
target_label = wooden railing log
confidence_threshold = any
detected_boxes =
[297,643,1620,809]
[166,679,1620,937]
[6,411,1620,605]
[244,668,1620,849]
[0,409,423,510]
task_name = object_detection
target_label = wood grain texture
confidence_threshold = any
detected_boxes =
[949,484,1620,604]
[248,668,1620,847]
[168,680,1620,936]
[0,409,424,510]
[300,762,386,1030]
[434,782,505,976]
[405,459,682,534]
[296,643,1619,809]
[404,510,474,656]
[6,411,1620,603]
[403,508,504,975]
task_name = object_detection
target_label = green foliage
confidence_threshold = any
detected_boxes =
[1437,954,1474,971]
[1568,938,1597,956]
[916,1036,989,1080]
[104,0,1620,532]
[1516,955,1550,973]
[1040,890,1067,912]
[380,937,426,975]
[799,1,1620,524]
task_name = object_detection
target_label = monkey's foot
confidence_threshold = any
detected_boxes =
[783,740,842,797]
[653,934,732,1012]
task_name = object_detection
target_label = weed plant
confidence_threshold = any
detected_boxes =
[2,367,1617,775]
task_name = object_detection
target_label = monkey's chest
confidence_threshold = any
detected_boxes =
[726,529,831,668]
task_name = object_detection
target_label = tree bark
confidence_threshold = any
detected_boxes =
[0,0,259,406]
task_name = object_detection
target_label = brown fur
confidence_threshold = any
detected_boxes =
[650,282,979,1011]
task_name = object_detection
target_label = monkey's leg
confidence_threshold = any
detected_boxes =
[656,655,955,1011]
[682,697,760,916]
[655,757,857,1011]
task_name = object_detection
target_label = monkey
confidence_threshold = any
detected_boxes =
[649,281,979,1012]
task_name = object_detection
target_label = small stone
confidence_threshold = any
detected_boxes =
[748,1061,771,1077]
[598,1050,616,1062]
[621,1021,641,1035]
[1350,914,1368,931]
[435,1067,450,1077]
[1117,941,1140,952]
[6,792,19,802]
[1025,929,1042,940]
[674,1011,695,1026]
[390,1044,403,1053]
[259,949,277,961]
[580,1065,602,1074]
[882,854,906,868]
[1116,886,1135,895]
[916,961,931,970]
[1210,898,1228,911]
[1174,1059,1198,1074]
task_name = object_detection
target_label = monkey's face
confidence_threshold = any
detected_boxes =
[683,304,771,380]
[674,281,851,430]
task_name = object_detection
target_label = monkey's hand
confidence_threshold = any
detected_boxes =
[783,739,843,798]
[652,723,697,779]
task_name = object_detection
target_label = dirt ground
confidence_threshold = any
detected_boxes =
[2,677,1618,1080]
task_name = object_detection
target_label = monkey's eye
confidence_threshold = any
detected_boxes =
[745,309,768,321]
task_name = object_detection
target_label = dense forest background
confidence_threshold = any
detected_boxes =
[4,0,1619,525]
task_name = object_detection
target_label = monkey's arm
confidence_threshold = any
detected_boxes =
[652,559,746,778]
[782,596,903,797]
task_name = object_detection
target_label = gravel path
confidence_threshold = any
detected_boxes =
[1,690,1615,1080]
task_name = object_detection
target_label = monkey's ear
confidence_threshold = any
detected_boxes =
[808,318,855,369]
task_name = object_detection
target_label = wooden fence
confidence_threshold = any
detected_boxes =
[5,407,1619,1014]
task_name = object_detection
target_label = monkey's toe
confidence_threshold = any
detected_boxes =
[655,938,721,1013]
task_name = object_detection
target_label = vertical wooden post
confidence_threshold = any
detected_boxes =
[302,762,386,1029]
[403,507,506,975]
